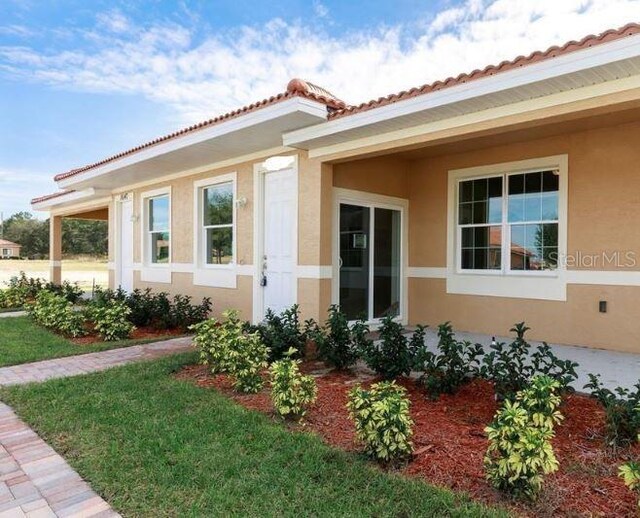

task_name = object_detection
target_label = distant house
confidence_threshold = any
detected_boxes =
[0,240,21,259]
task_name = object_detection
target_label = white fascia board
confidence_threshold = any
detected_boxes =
[57,96,329,189]
[31,188,110,211]
[284,33,640,146]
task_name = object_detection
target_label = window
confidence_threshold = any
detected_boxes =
[147,195,170,264]
[457,169,559,273]
[201,182,234,265]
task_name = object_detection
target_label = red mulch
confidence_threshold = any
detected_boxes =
[71,326,184,345]
[174,363,639,517]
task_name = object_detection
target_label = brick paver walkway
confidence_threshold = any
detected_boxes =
[0,403,119,517]
[0,337,193,386]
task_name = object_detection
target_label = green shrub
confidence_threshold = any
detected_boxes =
[619,445,640,511]
[191,310,269,393]
[269,348,317,419]
[585,374,640,448]
[27,290,86,338]
[46,280,83,304]
[415,322,483,398]
[169,294,212,331]
[226,330,269,393]
[91,301,135,341]
[361,316,424,380]
[249,305,307,361]
[190,309,244,373]
[93,287,211,330]
[0,272,45,308]
[346,381,414,464]
[484,375,563,499]
[480,322,578,401]
[305,305,370,370]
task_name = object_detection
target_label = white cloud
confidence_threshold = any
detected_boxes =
[0,0,639,124]
[313,1,329,19]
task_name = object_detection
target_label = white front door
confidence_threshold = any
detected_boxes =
[262,168,296,316]
[118,197,134,292]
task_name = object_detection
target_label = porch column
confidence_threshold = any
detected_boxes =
[297,153,333,323]
[49,215,62,285]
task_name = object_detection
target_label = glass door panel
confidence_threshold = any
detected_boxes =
[373,208,401,318]
[339,204,370,320]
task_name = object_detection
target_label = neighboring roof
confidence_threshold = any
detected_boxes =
[52,79,345,183]
[31,190,76,205]
[328,22,640,120]
[0,239,21,248]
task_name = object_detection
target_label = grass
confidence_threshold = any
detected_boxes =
[1,353,509,517]
[0,316,182,367]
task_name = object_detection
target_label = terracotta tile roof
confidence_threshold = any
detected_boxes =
[31,190,76,205]
[0,239,20,247]
[328,22,640,120]
[52,80,346,183]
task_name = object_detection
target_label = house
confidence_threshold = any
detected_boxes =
[0,239,21,259]
[32,23,640,353]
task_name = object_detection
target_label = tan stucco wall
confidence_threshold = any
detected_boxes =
[333,119,640,352]
[134,271,254,321]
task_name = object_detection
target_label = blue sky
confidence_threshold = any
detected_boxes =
[1,0,639,217]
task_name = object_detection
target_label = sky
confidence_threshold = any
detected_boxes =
[1,0,639,218]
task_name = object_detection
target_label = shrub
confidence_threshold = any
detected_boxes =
[27,290,86,338]
[124,288,157,327]
[0,272,45,308]
[480,322,578,401]
[169,294,212,331]
[269,348,317,419]
[347,381,414,464]
[190,310,244,373]
[250,305,307,361]
[415,322,483,397]
[584,374,640,448]
[91,301,135,341]
[305,305,370,370]
[361,316,424,380]
[191,310,269,393]
[484,376,563,499]
[619,444,640,511]
[45,280,83,304]
[226,330,269,393]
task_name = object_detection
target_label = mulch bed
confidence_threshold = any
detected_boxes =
[174,362,639,517]
[71,326,184,345]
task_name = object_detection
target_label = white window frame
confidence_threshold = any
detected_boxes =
[140,186,172,283]
[447,155,568,301]
[193,172,239,288]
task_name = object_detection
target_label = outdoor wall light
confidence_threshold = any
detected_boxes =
[235,197,248,208]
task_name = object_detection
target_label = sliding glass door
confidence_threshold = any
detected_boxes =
[339,202,402,322]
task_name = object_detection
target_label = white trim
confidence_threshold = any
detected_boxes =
[140,268,172,284]
[252,155,299,323]
[296,265,333,279]
[50,261,61,268]
[303,76,640,160]
[446,155,568,301]
[48,197,112,217]
[192,172,238,289]
[111,146,291,194]
[140,186,172,271]
[407,267,447,279]
[566,270,640,287]
[32,188,110,211]
[332,187,409,324]
[58,97,327,189]
[285,35,640,148]
[107,262,115,270]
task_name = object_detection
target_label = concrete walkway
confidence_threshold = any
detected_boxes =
[0,403,119,517]
[418,328,640,392]
[0,311,27,319]
[0,337,193,386]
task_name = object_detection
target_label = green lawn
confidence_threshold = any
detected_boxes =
[0,316,182,367]
[1,353,508,517]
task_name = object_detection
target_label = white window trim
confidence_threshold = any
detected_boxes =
[140,186,172,284]
[193,172,238,289]
[446,155,568,301]
[332,187,409,326]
